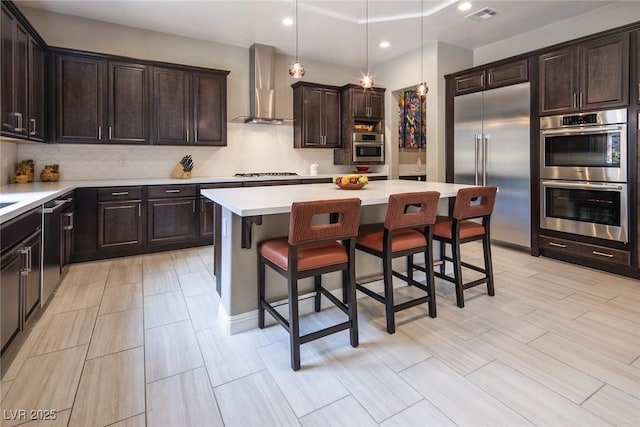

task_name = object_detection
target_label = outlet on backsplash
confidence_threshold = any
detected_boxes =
[119,155,127,166]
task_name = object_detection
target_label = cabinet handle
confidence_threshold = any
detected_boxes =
[30,119,36,136]
[111,191,129,196]
[14,112,23,132]
[195,130,198,142]
[186,130,189,141]
[579,92,583,108]
[20,248,30,276]
[592,251,613,258]
[64,212,74,230]
[138,204,141,217]
[98,126,102,140]
[548,242,567,248]
[573,93,577,109]
[165,189,181,193]
[192,200,196,213]
[109,126,112,140]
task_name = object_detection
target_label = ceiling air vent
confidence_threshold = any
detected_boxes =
[466,7,498,21]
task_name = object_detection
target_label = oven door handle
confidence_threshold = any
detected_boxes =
[541,125,624,136]
[542,181,624,191]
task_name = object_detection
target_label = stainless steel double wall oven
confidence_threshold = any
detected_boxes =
[540,108,628,242]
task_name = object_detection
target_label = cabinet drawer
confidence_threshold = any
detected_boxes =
[148,184,197,199]
[98,187,143,201]
[454,71,485,95]
[539,235,630,266]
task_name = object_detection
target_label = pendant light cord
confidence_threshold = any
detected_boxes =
[420,0,424,83]
[365,0,369,74]
[295,0,299,62]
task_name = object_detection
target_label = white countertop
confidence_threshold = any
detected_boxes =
[0,173,387,224]
[202,180,475,217]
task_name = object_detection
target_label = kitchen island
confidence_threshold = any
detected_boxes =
[202,180,475,334]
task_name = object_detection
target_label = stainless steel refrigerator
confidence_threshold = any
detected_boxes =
[453,82,530,249]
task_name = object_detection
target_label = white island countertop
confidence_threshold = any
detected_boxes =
[202,180,475,217]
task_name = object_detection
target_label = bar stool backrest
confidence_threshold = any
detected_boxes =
[288,198,362,245]
[384,191,440,230]
[452,186,497,220]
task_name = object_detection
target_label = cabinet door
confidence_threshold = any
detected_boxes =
[98,200,143,248]
[323,89,341,147]
[193,72,226,146]
[1,8,28,137]
[351,89,368,117]
[1,251,21,355]
[301,87,324,146]
[108,61,147,144]
[487,59,528,89]
[580,34,629,110]
[368,91,385,120]
[454,71,485,95]
[200,197,214,238]
[147,197,196,244]
[636,31,640,105]
[28,37,45,141]
[152,67,190,145]
[24,232,41,320]
[1,6,15,133]
[56,54,104,143]
[539,47,579,114]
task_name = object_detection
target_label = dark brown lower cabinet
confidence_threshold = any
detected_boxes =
[200,197,214,238]
[98,200,143,249]
[147,197,196,244]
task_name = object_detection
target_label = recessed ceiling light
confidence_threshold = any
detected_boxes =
[379,41,390,48]
[458,2,472,11]
[282,17,293,26]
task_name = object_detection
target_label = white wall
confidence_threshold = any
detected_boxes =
[474,2,640,65]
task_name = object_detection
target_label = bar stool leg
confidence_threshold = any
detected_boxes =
[406,255,414,284]
[425,244,437,318]
[314,275,322,312]
[483,235,495,297]
[451,240,465,308]
[258,256,266,329]
[345,254,359,347]
[383,252,396,334]
[288,273,301,371]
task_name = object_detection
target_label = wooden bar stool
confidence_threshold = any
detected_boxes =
[257,198,361,371]
[433,186,497,308]
[355,191,440,334]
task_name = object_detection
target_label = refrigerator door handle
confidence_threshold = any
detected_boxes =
[483,134,490,186]
[474,134,481,185]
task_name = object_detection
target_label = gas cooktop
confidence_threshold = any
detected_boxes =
[234,172,299,177]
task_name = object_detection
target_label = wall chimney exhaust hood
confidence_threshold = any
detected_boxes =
[232,43,292,124]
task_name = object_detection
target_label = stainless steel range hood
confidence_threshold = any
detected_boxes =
[232,43,291,124]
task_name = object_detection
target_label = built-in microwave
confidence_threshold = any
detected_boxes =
[352,133,384,163]
[540,109,627,182]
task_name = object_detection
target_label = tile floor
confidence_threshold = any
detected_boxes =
[1,243,639,426]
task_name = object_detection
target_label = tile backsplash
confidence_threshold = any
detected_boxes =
[15,123,381,182]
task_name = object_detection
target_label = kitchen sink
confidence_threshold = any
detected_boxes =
[0,201,18,209]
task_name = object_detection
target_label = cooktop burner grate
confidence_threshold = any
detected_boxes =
[234,172,299,177]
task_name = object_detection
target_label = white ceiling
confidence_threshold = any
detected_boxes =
[18,0,617,68]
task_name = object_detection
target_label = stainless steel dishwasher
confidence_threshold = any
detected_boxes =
[41,194,74,306]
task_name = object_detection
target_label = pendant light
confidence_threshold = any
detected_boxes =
[415,0,428,97]
[359,0,374,89]
[289,0,305,78]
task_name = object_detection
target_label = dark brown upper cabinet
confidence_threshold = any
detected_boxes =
[292,82,341,148]
[453,60,528,96]
[152,66,228,146]
[634,30,640,105]
[539,33,629,115]
[55,51,149,144]
[1,2,46,142]
[55,53,104,143]
[342,84,385,120]
[108,61,148,144]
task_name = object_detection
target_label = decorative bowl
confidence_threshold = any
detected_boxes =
[333,174,368,190]
[355,166,370,173]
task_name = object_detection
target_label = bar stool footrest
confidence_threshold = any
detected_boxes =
[299,321,353,345]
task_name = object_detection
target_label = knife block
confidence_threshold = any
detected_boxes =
[170,163,192,179]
